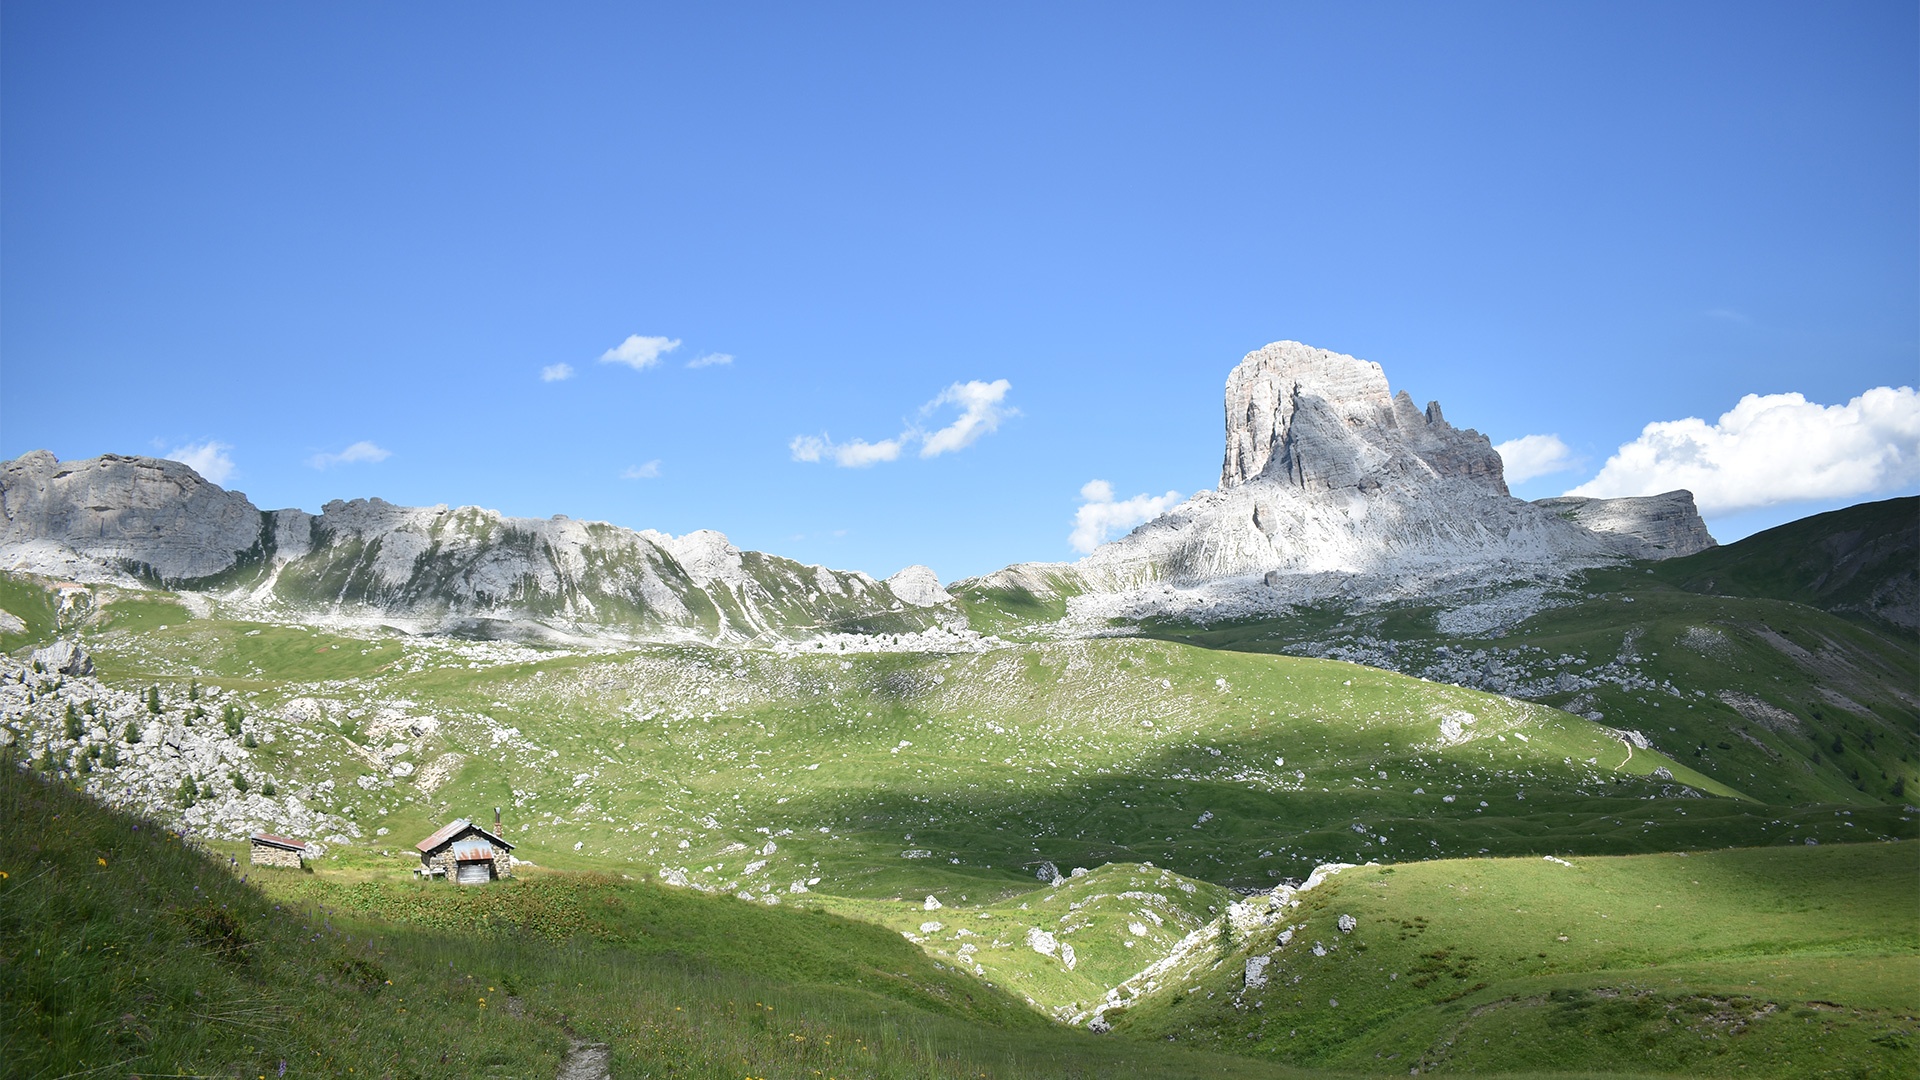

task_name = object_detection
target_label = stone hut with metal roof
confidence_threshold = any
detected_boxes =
[249,832,307,869]
[416,814,515,884]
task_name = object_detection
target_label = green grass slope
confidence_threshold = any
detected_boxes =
[1649,496,1917,631]
[57,612,1809,895]
[0,755,1335,1080]
[1113,842,1920,1079]
[1128,519,1918,810]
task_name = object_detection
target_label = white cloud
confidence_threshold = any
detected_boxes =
[1494,434,1576,483]
[790,379,1014,469]
[621,460,662,479]
[1565,386,1920,515]
[789,433,905,468]
[920,379,1015,458]
[1070,479,1183,554]
[541,363,575,382]
[687,352,733,369]
[599,334,681,370]
[308,441,393,470]
[166,440,235,485]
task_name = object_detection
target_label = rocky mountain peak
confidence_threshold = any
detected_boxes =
[1220,341,1506,496]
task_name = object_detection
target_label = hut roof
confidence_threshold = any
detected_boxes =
[416,818,515,853]
[250,832,307,852]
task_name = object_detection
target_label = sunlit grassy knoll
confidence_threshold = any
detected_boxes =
[1113,841,1920,1079]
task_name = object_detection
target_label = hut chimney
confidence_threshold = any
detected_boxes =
[494,806,502,832]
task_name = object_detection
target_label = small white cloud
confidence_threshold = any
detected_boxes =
[541,363,575,382]
[308,441,393,470]
[920,379,1015,458]
[166,441,235,485]
[621,461,662,480]
[1070,479,1183,554]
[789,435,827,463]
[599,334,681,371]
[1494,434,1576,483]
[1565,386,1920,515]
[1704,308,1751,324]
[687,352,733,369]
[790,379,1014,469]
[832,438,905,467]
[789,433,904,468]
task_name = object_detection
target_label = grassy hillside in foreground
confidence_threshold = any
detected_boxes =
[1112,841,1920,1079]
[0,756,1344,1080]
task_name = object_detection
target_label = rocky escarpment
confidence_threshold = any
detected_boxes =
[1221,341,1507,495]
[965,341,1715,615]
[1535,492,1718,560]
[0,452,959,642]
[0,451,265,582]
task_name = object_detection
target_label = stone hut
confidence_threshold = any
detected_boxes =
[416,817,515,884]
[249,832,307,869]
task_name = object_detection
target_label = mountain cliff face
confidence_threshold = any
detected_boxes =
[965,341,1714,612]
[0,451,957,641]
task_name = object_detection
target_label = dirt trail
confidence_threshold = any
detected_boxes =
[556,1040,610,1080]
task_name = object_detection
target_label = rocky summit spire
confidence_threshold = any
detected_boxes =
[1219,341,1507,496]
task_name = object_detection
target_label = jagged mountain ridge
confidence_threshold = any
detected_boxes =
[0,450,959,641]
[964,341,1714,613]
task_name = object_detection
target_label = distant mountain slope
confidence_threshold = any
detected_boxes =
[1648,496,1918,631]
[0,450,960,641]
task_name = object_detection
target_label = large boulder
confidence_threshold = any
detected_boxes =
[30,639,92,677]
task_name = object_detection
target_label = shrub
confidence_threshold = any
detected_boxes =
[64,704,83,741]
[262,779,277,797]
[243,732,257,748]
[123,722,142,744]
[147,686,162,715]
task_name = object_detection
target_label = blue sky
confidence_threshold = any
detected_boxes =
[3,3,1915,581]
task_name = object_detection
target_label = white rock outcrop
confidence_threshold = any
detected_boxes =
[962,341,1714,620]
[1,451,263,583]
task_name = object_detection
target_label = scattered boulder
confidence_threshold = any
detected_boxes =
[30,639,92,677]
[1245,955,1270,989]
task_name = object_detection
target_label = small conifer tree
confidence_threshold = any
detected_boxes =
[262,779,277,797]
[124,721,142,744]
[146,686,162,715]
[64,703,83,741]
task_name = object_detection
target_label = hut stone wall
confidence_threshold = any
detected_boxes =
[250,842,303,869]
[422,843,512,881]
